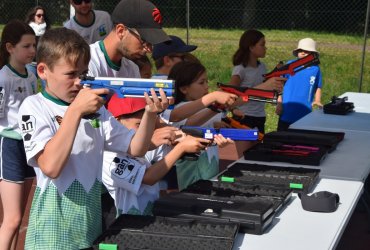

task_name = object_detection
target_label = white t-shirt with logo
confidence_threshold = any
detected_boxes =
[103,151,160,215]
[18,92,135,249]
[64,10,112,44]
[89,41,140,78]
[0,65,37,139]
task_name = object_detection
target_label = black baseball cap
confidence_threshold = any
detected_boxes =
[152,35,198,60]
[112,0,170,45]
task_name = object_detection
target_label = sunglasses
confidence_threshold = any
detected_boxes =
[126,27,152,50]
[35,14,44,18]
[72,0,92,5]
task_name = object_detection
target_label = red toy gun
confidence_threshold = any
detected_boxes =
[263,54,320,79]
[217,82,278,104]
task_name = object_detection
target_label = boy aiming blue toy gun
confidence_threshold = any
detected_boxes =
[180,126,259,160]
[79,75,175,99]
[263,53,320,79]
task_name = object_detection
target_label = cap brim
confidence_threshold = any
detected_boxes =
[176,45,197,54]
[137,28,170,45]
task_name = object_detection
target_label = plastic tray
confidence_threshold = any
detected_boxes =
[221,162,320,193]
[94,214,239,250]
[153,192,274,235]
[183,179,292,211]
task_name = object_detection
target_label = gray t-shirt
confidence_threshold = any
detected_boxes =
[231,62,267,117]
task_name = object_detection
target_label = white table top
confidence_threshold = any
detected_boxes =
[340,92,370,113]
[291,109,370,133]
[233,178,364,250]
[291,92,370,133]
[232,92,368,250]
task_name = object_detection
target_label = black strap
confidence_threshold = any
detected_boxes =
[298,191,340,213]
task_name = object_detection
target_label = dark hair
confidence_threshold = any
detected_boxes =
[168,61,206,104]
[0,19,35,68]
[154,52,200,70]
[25,6,51,31]
[232,29,264,67]
[37,28,90,71]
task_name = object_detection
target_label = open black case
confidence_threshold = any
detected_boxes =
[153,162,320,235]
[93,214,239,250]
[243,129,345,165]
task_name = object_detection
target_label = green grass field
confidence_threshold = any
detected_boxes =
[1,25,368,131]
[163,28,370,132]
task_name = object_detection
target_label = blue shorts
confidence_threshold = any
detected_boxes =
[0,136,35,183]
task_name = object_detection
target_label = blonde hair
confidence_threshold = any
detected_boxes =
[37,28,90,71]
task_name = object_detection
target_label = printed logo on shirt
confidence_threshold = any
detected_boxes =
[0,87,4,113]
[112,157,135,179]
[21,115,37,151]
[98,24,107,37]
[111,156,142,185]
[91,118,100,128]
[21,115,36,141]
[16,86,26,93]
[310,76,316,86]
[54,115,63,125]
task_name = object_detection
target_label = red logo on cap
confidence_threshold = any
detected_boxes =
[152,8,162,24]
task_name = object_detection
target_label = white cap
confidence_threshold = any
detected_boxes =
[293,38,318,57]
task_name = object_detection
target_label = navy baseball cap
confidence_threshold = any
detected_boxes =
[152,35,197,60]
[112,0,170,45]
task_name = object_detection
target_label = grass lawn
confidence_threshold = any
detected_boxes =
[1,25,368,132]
[162,28,370,132]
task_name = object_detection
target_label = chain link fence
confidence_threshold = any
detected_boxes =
[0,0,367,34]
[0,0,369,91]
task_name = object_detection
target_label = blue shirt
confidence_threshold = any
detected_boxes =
[280,60,322,123]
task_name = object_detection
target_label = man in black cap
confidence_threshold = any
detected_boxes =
[152,35,197,79]
[89,0,170,78]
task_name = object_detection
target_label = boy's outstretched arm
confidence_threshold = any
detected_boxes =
[142,135,210,186]
[127,88,170,157]
[169,91,237,122]
[36,88,108,179]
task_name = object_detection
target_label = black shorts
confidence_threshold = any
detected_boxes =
[0,136,35,183]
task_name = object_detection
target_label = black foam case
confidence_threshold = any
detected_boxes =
[243,129,345,165]
[94,214,239,250]
[153,192,275,235]
[221,162,320,193]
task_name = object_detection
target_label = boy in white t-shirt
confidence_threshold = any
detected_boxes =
[18,27,170,249]
[103,94,210,215]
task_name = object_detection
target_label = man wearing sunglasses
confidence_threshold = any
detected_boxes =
[64,0,113,44]
[88,0,170,79]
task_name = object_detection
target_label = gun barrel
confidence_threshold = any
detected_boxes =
[181,126,259,141]
[217,83,278,104]
[263,54,320,79]
[80,75,175,99]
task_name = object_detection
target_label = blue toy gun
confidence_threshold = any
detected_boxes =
[181,126,259,141]
[79,75,175,99]
[180,126,259,160]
